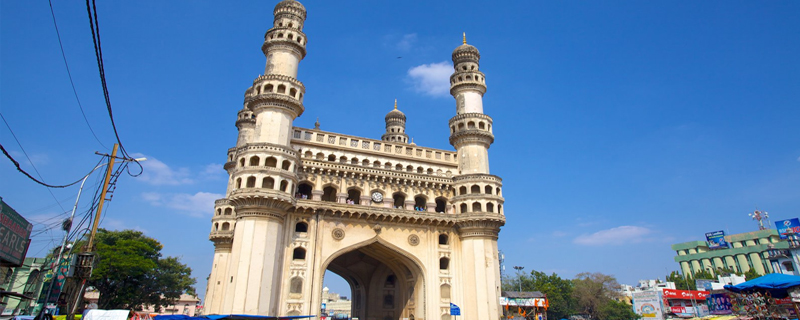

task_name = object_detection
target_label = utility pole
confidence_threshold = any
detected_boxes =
[514,266,524,292]
[67,144,118,320]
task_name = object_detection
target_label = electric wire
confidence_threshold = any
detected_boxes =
[47,0,107,150]
[84,0,144,177]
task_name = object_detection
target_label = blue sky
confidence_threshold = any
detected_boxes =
[1,0,798,300]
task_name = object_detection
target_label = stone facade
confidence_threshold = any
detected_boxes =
[204,1,505,320]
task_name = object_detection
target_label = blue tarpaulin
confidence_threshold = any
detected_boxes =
[723,273,800,298]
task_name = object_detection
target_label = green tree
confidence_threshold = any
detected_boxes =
[744,268,761,281]
[526,270,575,320]
[572,272,621,320]
[599,300,641,320]
[665,271,695,290]
[693,269,714,280]
[89,229,196,310]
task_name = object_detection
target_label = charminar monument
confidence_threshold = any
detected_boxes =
[204,1,506,320]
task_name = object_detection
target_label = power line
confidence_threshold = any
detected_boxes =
[47,0,107,150]
[84,0,144,177]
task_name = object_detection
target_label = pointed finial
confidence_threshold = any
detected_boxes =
[463,32,467,44]
[394,99,397,110]
[314,117,320,130]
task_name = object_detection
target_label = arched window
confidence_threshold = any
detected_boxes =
[328,155,336,162]
[467,122,475,129]
[439,234,449,245]
[304,151,312,158]
[440,257,449,270]
[459,186,467,195]
[406,165,413,172]
[373,161,381,168]
[297,183,312,199]
[239,158,245,167]
[458,123,465,130]
[290,277,303,294]
[479,122,486,129]
[265,84,274,92]
[221,222,230,231]
[293,247,306,260]
[277,84,286,93]
[322,186,337,202]
[316,153,325,160]
[339,156,347,164]
[472,202,481,212]
[347,189,361,205]
[485,185,492,194]
[236,178,242,188]
[265,157,278,167]
[295,222,308,233]
[351,158,359,165]
[385,275,396,288]
[280,180,288,192]
[224,208,232,215]
[487,203,495,213]
[498,204,502,213]
[362,159,370,166]
[262,177,275,189]
[246,177,256,188]
[282,160,291,170]
[249,156,260,166]
[496,187,501,195]
[216,209,221,216]
[427,168,434,175]
[460,203,468,213]
[393,193,406,209]
[395,164,403,171]
[435,198,447,213]
[414,196,426,210]
[290,88,297,97]
[214,223,219,231]
[471,185,480,193]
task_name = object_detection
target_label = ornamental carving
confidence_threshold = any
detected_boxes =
[331,228,345,240]
[408,234,420,246]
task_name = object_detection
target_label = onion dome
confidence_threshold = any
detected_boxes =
[275,0,306,12]
[452,33,480,64]
[385,100,406,120]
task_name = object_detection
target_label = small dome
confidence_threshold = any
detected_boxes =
[386,108,405,120]
[275,0,306,13]
[452,43,480,57]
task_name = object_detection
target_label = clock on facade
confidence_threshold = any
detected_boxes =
[371,192,383,203]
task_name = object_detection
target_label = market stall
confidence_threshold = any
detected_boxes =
[723,273,800,319]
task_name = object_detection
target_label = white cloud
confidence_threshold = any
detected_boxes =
[407,62,452,97]
[10,150,50,166]
[142,191,223,218]
[796,156,800,162]
[573,225,653,246]
[200,163,226,180]
[134,155,193,186]
[100,217,148,234]
[396,33,417,51]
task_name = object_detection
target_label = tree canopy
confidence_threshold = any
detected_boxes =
[89,229,196,310]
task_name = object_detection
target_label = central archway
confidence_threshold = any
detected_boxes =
[322,240,425,320]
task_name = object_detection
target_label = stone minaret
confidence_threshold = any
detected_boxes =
[206,0,307,315]
[449,34,505,320]
[381,99,409,143]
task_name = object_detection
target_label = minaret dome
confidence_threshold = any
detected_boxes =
[381,99,409,144]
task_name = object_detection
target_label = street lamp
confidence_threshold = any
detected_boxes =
[514,266,524,292]
[35,155,145,320]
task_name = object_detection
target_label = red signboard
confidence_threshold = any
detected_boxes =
[0,199,32,267]
[662,289,708,300]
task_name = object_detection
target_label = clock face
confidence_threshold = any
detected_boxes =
[371,192,383,203]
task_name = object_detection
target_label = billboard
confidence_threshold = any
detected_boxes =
[0,198,32,267]
[632,291,664,320]
[705,230,729,249]
[662,289,709,300]
[775,218,800,239]
[706,293,733,315]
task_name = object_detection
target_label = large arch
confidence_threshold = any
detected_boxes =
[319,238,426,320]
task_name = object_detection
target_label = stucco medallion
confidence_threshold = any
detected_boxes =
[408,234,420,246]
[332,228,345,240]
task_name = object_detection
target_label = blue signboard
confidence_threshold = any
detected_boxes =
[450,303,461,316]
[775,218,800,239]
[705,231,728,249]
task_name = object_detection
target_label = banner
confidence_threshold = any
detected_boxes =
[662,289,708,300]
[0,199,33,267]
[706,293,733,315]
[775,218,800,239]
[632,291,663,320]
[705,230,729,249]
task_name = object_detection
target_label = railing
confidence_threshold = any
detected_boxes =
[291,128,458,164]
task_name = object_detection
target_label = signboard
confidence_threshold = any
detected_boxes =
[695,279,715,291]
[705,230,729,249]
[775,218,800,239]
[449,303,460,316]
[662,289,708,300]
[499,297,548,307]
[706,293,732,315]
[0,199,32,267]
[632,291,664,320]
